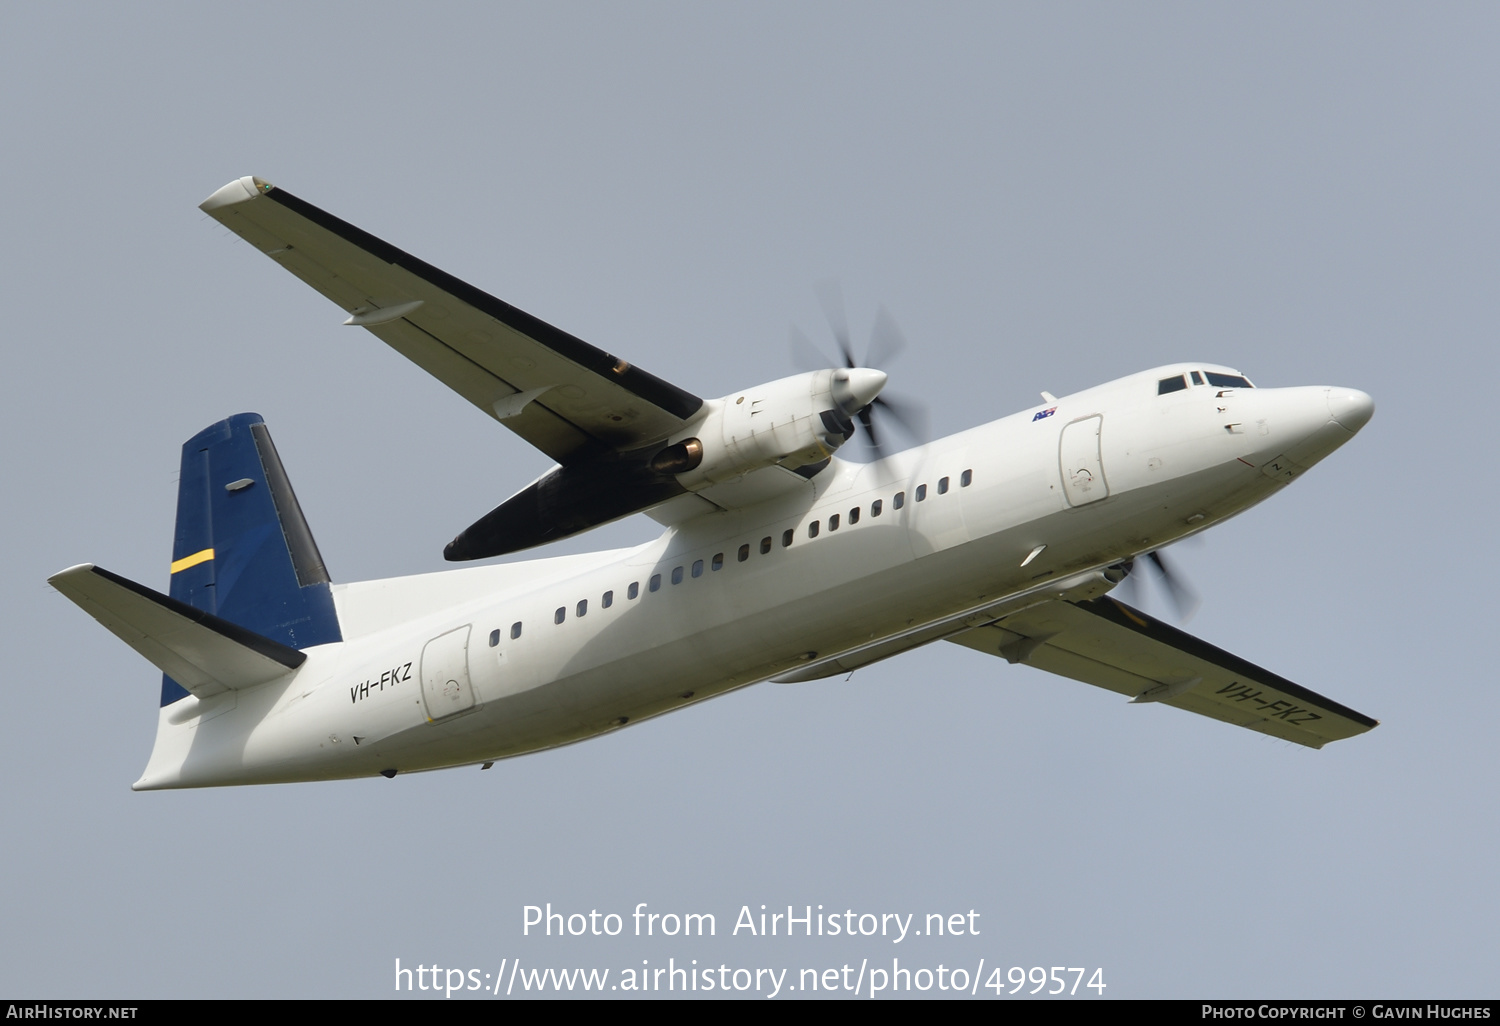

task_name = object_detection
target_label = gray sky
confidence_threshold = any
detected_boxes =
[2,2,1495,999]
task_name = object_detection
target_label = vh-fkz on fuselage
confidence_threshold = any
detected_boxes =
[50,177,1378,789]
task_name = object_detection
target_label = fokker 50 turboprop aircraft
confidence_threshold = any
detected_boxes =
[51,177,1377,789]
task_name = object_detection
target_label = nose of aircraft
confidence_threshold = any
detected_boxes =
[1326,388,1375,434]
[1250,384,1375,472]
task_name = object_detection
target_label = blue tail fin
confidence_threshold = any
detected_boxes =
[162,413,341,705]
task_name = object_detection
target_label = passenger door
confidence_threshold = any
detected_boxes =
[420,625,475,721]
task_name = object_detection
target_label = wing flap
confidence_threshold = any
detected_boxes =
[949,596,1377,749]
[202,177,702,464]
[50,564,305,700]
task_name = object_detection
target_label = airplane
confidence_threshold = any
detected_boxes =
[49,176,1378,790]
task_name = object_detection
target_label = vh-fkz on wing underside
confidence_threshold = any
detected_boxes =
[201,176,702,465]
[951,596,1377,749]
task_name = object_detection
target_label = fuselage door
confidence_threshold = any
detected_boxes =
[1059,415,1109,507]
[420,625,475,721]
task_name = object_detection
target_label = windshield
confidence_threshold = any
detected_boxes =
[1204,371,1253,388]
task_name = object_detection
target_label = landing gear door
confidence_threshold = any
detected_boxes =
[420,625,475,721]
[1059,415,1109,507]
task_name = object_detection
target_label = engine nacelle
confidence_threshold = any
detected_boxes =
[654,368,887,489]
[445,367,887,561]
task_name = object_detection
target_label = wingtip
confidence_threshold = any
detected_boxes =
[200,176,274,213]
[47,562,98,587]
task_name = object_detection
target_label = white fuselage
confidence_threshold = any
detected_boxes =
[134,365,1371,788]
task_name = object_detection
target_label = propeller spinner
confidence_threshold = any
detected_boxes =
[794,283,928,457]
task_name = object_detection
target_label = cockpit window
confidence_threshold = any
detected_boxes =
[1204,372,1253,388]
[1158,375,1188,395]
[1190,371,1204,385]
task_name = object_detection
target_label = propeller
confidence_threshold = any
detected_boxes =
[1115,548,1201,622]
[792,282,928,457]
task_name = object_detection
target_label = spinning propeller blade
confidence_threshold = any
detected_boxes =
[793,283,928,457]
[1116,548,1201,622]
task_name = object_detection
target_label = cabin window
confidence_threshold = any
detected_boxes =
[692,559,704,578]
[628,582,640,600]
[510,621,522,640]
[1158,374,1188,395]
[916,484,927,502]
[871,499,883,517]
[961,469,972,487]
[576,599,587,617]
[783,529,794,547]
[829,514,840,531]
[938,476,949,494]
[554,607,566,625]
[738,544,750,562]
[711,553,724,571]
[808,520,820,539]
[649,574,661,593]
[602,590,613,608]
[893,491,905,510]
[760,536,772,554]
[849,506,860,525]
[671,566,684,585]
[489,629,500,647]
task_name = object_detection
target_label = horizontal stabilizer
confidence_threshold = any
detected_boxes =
[50,564,306,700]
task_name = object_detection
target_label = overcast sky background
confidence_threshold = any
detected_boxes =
[2,3,1495,999]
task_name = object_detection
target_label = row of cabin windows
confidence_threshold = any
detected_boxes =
[802,471,972,539]
[487,467,974,645]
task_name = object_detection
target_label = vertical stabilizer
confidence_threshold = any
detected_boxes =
[162,413,340,704]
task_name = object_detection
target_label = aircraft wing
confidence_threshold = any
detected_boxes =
[948,596,1377,749]
[200,177,703,465]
